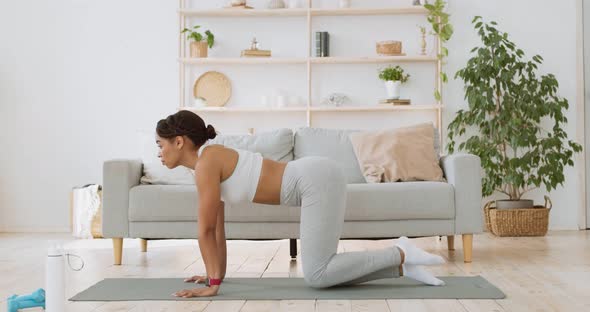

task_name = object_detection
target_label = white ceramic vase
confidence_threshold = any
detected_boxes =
[385,80,401,99]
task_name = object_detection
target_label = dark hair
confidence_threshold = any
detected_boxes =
[156,111,217,147]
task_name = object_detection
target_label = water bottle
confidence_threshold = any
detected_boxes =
[45,242,65,312]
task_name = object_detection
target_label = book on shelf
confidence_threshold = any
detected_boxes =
[379,98,411,105]
[241,49,272,57]
[315,31,330,57]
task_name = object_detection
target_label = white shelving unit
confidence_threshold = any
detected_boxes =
[177,1,443,141]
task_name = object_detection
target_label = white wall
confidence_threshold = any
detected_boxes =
[0,0,582,232]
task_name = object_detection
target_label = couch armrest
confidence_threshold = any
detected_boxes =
[102,159,143,238]
[440,154,484,234]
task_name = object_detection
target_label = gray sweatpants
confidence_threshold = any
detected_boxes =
[280,156,403,288]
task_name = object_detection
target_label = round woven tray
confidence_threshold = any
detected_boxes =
[484,196,552,237]
[193,71,232,107]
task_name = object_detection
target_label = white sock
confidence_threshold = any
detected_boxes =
[395,236,445,265]
[403,264,445,286]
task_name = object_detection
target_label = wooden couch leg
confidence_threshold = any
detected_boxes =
[462,234,473,263]
[113,238,123,265]
[290,239,297,260]
[140,239,147,252]
[447,235,455,251]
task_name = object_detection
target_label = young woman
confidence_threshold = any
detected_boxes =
[156,111,446,298]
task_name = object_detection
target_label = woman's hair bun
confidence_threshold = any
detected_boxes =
[206,124,217,140]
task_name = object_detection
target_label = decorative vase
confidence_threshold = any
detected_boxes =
[385,81,401,99]
[288,0,301,8]
[194,97,207,108]
[420,32,427,55]
[190,41,208,58]
[267,0,286,9]
[339,0,351,8]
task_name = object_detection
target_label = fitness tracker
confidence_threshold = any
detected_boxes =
[206,277,222,287]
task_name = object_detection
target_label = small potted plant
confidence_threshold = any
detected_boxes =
[378,65,410,99]
[182,25,215,58]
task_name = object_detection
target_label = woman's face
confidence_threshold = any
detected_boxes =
[156,135,180,169]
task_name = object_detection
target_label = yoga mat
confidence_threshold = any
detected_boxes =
[70,276,505,301]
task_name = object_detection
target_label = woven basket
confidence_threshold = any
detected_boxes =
[376,40,403,55]
[484,196,551,237]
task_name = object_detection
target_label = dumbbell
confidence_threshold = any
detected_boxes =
[7,298,46,312]
[9,288,45,303]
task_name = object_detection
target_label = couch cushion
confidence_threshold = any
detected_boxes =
[129,182,454,222]
[139,128,294,185]
[294,127,441,184]
[129,185,198,221]
[207,128,294,162]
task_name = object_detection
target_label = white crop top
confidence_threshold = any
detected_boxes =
[198,145,263,204]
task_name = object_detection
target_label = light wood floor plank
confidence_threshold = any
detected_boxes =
[1,231,590,312]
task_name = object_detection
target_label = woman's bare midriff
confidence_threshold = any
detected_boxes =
[212,145,287,205]
[252,159,287,205]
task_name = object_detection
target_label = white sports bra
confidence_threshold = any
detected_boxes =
[198,145,263,204]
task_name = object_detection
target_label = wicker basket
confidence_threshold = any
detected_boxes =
[484,196,552,237]
[376,40,403,55]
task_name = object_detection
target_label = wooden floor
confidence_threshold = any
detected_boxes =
[1,231,589,312]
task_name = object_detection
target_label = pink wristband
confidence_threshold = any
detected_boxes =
[207,278,222,286]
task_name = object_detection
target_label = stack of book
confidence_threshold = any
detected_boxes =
[315,31,330,57]
[379,98,411,105]
[241,49,271,57]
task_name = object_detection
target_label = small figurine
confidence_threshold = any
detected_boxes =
[241,37,271,57]
[250,37,259,50]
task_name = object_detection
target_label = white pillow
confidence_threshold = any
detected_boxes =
[137,128,294,185]
[137,130,195,185]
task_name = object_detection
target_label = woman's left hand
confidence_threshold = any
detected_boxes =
[173,285,219,298]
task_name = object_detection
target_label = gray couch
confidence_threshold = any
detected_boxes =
[102,127,483,265]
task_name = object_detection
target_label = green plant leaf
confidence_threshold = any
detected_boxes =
[205,30,215,48]
[434,89,441,101]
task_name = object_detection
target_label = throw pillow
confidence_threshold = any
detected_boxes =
[348,123,445,183]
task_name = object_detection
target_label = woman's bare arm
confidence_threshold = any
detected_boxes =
[183,200,227,284]
[216,201,227,279]
[195,157,223,281]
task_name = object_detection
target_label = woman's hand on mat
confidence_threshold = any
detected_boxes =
[184,275,207,284]
[173,285,219,298]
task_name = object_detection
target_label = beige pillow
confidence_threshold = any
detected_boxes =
[349,123,445,183]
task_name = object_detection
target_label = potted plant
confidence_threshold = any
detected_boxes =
[447,16,582,211]
[182,25,215,58]
[378,65,410,99]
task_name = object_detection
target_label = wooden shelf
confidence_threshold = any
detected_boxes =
[178,3,443,137]
[180,105,441,113]
[179,8,308,17]
[178,7,427,17]
[180,55,436,65]
[180,57,307,65]
[311,56,437,64]
[180,107,308,113]
[311,105,442,112]
[311,7,428,16]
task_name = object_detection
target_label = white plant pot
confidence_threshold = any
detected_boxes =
[385,80,401,99]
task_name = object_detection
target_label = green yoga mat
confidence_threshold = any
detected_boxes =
[70,276,505,301]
